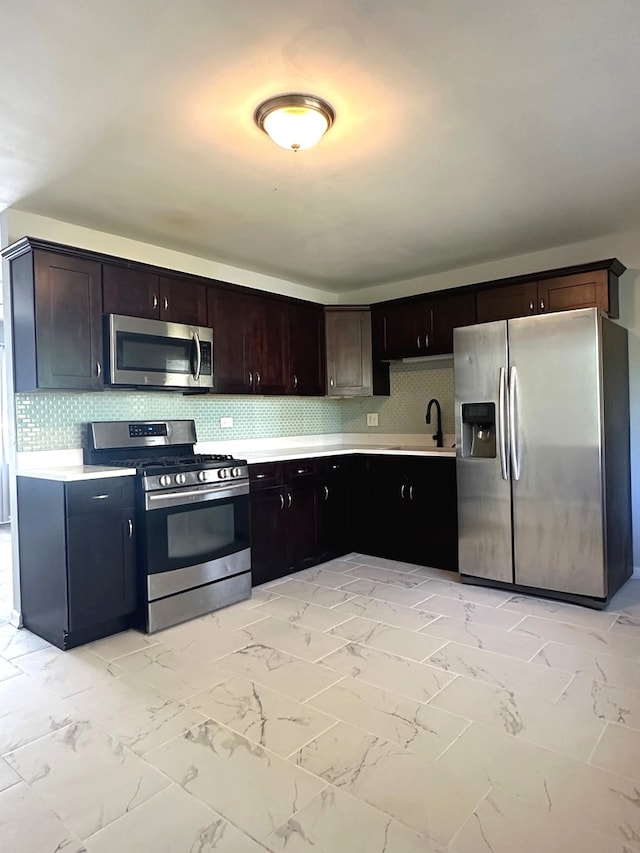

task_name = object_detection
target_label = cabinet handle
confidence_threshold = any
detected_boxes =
[323,485,329,501]
[287,491,292,508]
[400,484,406,500]
[163,296,168,311]
[255,473,267,479]
[96,362,102,378]
[331,464,340,470]
[248,372,253,386]
[152,294,158,309]
[91,494,110,500]
[540,298,545,310]
[416,335,421,350]
[329,377,335,387]
[529,300,534,312]
[425,332,430,348]
[255,371,261,387]
[293,373,298,389]
[409,485,414,501]
[128,518,133,538]
[279,493,285,510]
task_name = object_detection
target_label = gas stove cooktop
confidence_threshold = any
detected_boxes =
[84,419,249,490]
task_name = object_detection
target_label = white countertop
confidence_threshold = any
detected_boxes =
[240,443,456,463]
[14,434,456,481]
[16,465,137,482]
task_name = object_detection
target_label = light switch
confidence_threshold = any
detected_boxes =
[366,413,379,427]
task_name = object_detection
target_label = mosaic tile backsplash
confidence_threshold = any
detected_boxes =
[15,362,455,452]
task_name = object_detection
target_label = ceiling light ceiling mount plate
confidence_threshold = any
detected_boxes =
[254,93,335,152]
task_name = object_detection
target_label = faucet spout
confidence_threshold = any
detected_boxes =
[426,398,444,448]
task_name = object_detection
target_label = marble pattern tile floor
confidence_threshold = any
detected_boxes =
[0,551,639,852]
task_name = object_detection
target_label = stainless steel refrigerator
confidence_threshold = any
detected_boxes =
[454,307,631,606]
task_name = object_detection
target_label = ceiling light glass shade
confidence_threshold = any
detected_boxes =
[254,94,335,152]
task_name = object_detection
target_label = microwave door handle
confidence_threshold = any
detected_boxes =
[193,332,202,381]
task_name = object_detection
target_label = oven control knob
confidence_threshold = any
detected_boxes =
[159,474,172,487]
[218,468,229,479]
[175,473,187,485]
[231,467,242,478]
[197,471,207,482]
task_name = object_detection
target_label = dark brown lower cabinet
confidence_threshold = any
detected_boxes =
[317,457,351,561]
[17,476,138,650]
[351,455,458,571]
[249,460,321,585]
[250,453,457,585]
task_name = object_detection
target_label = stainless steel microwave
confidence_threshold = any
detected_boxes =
[105,314,214,390]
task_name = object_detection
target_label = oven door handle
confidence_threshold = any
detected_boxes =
[145,481,249,510]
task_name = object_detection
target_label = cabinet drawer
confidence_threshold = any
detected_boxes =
[285,459,320,480]
[66,478,135,516]
[249,462,284,491]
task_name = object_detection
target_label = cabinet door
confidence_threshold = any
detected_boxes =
[250,487,287,585]
[159,275,208,326]
[361,456,406,559]
[208,287,254,393]
[318,458,350,559]
[103,264,159,319]
[476,282,538,323]
[403,458,458,571]
[285,479,319,569]
[67,509,137,631]
[253,296,289,395]
[429,292,476,353]
[537,270,611,315]
[325,308,373,396]
[378,302,422,359]
[33,251,103,390]
[288,302,325,395]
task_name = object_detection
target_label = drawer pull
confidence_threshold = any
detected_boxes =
[91,494,110,500]
[255,473,267,479]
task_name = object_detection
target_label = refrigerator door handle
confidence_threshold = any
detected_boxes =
[498,366,509,480]
[508,365,521,480]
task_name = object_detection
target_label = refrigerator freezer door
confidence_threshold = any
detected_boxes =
[508,309,606,597]
[454,321,513,583]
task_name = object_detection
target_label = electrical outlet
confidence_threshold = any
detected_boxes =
[220,416,234,429]
[366,412,379,427]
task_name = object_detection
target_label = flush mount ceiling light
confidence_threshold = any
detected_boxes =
[254,94,335,152]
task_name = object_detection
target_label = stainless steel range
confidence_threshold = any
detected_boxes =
[85,419,251,632]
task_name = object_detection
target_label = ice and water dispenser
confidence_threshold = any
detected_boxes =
[461,402,496,458]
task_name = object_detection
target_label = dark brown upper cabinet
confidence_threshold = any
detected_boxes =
[8,243,104,391]
[103,264,207,326]
[373,291,475,360]
[476,262,623,323]
[325,307,374,397]
[287,302,325,396]
[476,281,539,323]
[208,286,289,395]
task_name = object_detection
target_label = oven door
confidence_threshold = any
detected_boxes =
[143,482,250,602]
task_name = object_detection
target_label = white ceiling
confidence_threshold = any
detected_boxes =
[3,1,640,293]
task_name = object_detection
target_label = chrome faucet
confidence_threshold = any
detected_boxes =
[426,398,443,447]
